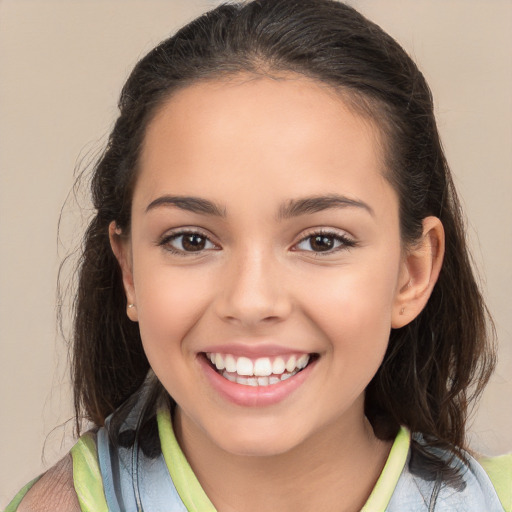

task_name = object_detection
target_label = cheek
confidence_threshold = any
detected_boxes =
[133,262,210,359]
[302,254,400,357]
[133,266,213,401]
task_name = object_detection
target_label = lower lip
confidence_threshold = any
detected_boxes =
[198,355,316,407]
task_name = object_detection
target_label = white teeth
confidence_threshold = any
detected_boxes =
[208,352,313,386]
[236,357,254,376]
[254,357,272,376]
[285,355,297,372]
[214,353,225,370]
[225,354,237,373]
[225,372,236,382]
[257,376,269,386]
[297,354,309,369]
[272,357,286,375]
[221,369,301,386]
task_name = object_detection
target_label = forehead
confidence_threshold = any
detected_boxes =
[135,74,393,215]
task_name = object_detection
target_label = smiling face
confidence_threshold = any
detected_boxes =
[112,74,418,457]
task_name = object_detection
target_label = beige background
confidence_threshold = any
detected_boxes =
[1,0,511,506]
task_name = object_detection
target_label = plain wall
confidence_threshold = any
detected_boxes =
[1,0,511,506]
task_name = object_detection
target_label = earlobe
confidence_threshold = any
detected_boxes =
[391,216,445,329]
[108,221,138,322]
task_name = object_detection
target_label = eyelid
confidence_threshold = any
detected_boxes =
[158,227,220,256]
[292,228,357,255]
[297,226,355,242]
[158,226,357,257]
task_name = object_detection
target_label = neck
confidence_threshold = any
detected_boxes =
[173,402,392,512]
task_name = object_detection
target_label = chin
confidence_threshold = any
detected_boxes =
[208,422,306,458]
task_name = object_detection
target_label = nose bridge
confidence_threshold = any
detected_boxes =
[215,243,291,326]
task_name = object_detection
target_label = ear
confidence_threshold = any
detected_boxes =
[109,221,138,322]
[391,216,445,329]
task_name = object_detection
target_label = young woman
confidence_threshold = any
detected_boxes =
[7,0,511,511]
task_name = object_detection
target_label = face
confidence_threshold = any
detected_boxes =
[117,75,411,457]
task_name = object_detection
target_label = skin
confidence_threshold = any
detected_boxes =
[17,455,79,512]
[20,73,444,511]
[110,74,444,512]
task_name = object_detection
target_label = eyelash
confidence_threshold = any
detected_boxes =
[294,229,357,255]
[158,228,357,257]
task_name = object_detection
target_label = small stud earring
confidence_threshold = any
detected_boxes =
[128,304,135,309]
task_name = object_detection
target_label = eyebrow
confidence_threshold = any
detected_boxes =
[145,194,374,219]
[277,194,374,220]
[146,195,227,217]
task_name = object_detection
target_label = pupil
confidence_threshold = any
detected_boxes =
[183,234,205,251]
[311,235,333,251]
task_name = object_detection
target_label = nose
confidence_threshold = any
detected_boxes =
[213,247,292,328]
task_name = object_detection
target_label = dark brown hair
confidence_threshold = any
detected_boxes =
[69,0,495,476]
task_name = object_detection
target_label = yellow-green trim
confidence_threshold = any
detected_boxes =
[479,453,512,512]
[156,409,411,512]
[157,408,217,512]
[70,432,109,512]
[361,426,410,512]
[3,476,41,512]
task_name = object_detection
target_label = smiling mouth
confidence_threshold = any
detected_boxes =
[203,352,318,387]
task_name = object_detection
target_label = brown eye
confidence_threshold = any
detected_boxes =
[160,231,217,255]
[295,231,356,254]
[181,233,207,251]
[309,235,335,252]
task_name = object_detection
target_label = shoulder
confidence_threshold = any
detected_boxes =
[17,454,81,512]
[478,453,512,512]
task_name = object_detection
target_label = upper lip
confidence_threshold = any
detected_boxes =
[199,343,314,358]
